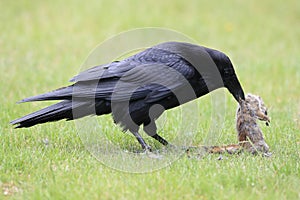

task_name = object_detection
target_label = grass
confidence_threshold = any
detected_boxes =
[1,0,300,199]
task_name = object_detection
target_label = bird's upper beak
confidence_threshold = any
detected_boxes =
[225,75,245,103]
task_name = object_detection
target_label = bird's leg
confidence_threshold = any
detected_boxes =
[131,131,152,151]
[151,134,169,146]
[143,121,170,146]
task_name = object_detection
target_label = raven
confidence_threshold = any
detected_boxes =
[11,42,245,150]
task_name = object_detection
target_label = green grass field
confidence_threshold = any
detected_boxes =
[1,0,300,199]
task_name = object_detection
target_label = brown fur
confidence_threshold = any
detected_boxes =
[188,94,271,156]
[236,94,270,154]
[206,144,242,154]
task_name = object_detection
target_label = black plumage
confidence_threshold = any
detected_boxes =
[11,42,245,150]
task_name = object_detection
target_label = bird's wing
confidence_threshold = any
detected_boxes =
[69,61,136,82]
[71,65,195,103]
[108,62,194,102]
[20,48,197,103]
[70,46,195,82]
[68,48,197,102]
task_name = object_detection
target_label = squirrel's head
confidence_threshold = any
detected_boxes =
[237,94,270,125]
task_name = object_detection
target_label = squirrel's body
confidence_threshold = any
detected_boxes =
[189,94,271,156]
[236,94,270,154]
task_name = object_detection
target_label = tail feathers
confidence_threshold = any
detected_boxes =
[18,86,73,103]
[10,100,96,128]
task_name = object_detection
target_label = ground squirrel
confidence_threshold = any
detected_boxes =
[188,94,271,156]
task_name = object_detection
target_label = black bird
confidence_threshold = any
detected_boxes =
[11,42,245,150]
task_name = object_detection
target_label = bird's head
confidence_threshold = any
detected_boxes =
[206,48,245,102]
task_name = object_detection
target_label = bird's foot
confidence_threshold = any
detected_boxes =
[145,150,163,159]
[135,147,163,159]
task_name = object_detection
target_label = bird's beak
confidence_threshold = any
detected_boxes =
[225,76,245,103]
